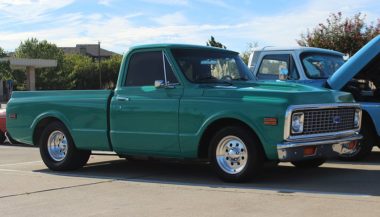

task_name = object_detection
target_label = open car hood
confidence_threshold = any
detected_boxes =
[327,35,380,90]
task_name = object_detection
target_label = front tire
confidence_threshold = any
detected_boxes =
[291,158,326,168]
[338,121,374,161]
[210,126,264,182]
[39,121,91,171]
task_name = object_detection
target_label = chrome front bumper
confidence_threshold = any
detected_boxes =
[277,133,362,161]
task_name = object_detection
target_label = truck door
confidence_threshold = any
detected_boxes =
[110,50,183,156]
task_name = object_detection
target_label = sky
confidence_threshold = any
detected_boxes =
[0,0,379,54]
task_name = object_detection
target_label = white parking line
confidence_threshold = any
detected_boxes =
[0,161,42,167]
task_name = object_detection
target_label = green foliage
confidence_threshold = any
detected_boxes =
[0,47,12,80]
[15,38,64,59]
[0,47,5,57]
[13,38,122,90]
[240,42,258,65]
[206,36,227,49]
[297,12,380,56]
[63,54,99,89]
[100,55,122,89]
[62,54,122,90]
[15,38,68,90]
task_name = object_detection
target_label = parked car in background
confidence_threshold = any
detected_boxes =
[248,35,380,161]
[0,108,6,143]
[6,44,362,182]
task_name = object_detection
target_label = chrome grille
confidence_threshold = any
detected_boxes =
[299,108,356,135]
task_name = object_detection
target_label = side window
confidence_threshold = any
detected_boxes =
[257,54,299,80]
[125,51,178,86]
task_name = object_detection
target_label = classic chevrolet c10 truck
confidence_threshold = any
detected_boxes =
[248,35,380,161]
[6,44,362,182]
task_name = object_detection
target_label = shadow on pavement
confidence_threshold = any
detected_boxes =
[34,155,380,197]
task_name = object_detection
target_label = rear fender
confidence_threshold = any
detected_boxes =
[31,111,73,136]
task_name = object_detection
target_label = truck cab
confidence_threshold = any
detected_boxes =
[248,46,345,86]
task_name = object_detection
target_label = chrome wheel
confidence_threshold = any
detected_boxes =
[216,135,248,175]
[47,130,68,162]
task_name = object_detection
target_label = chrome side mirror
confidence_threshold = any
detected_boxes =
[154,80,165,88]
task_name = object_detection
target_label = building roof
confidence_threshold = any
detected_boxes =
[60,44,118,57]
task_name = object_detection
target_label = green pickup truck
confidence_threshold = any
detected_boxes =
[6,44,362,182]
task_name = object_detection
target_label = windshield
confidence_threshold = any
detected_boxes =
[171,48,254,83]
[301,52,345,79]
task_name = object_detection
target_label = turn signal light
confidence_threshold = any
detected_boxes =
[347,141,358,150]
[264,118,278,126]
[303,146,316,156]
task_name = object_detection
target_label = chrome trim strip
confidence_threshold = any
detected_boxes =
[283,103,362,140]
[277,134,362,149]
[286,129,359,142]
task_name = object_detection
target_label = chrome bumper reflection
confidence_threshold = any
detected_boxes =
[277,134,362,161]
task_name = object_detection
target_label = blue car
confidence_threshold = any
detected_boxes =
[249,35,380,160]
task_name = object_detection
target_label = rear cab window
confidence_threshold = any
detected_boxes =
[125,51,178,86]
[257,54,299,80]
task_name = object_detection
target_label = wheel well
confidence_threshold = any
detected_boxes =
[362,110,378,140]
[33,117,64,146]
[198,118,263,159]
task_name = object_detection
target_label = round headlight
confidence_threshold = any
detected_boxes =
[291,112,304,134]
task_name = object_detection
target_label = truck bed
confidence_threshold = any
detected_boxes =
[6,90,113,151]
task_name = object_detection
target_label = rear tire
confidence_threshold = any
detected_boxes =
[39,121,91,171]
[0,132,5,144]
[210,126,264,182]
[291,158,326,168]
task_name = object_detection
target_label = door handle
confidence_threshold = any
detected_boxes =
[116,96,130,102]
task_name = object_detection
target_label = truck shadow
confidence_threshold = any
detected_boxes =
[34,154,380,197]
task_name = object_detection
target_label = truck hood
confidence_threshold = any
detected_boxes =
[327,35,380,90]
[202,80,354,105]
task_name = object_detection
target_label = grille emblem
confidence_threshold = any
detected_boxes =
[332,116,341,124]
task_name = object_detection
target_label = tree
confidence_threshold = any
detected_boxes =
[62,54,98,89]
[61,54,122,90]
[15,38,67,90]
[297,12,380,56]
[240,42,258,65]
[206,36,226,49]
[100,55,122,89]
[0,47,12,81]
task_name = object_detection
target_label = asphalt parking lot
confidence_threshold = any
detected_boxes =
[1,144,380,217]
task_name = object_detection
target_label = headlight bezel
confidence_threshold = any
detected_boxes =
[291,112,304,134]
[354,109,361,129]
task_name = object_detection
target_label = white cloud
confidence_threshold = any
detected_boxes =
[98,0,112,6]
[196,0,230,9]
[0,0,379,53]
[230,0,380,49]
[140,0,189,6]
[0,0,74,23]
[154,12,188,25]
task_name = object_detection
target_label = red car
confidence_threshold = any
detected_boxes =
[0,108,6,143]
